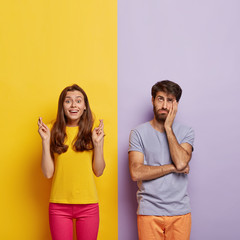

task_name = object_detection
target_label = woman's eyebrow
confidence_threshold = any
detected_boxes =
[65,95,83,99]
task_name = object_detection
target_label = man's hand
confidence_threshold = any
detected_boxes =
[164,100,178,130]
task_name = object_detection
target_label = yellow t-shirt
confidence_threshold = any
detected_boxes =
[49,126,98,204]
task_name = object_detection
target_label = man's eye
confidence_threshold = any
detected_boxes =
[158,98,163,101]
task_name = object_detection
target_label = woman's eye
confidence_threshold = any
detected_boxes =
[65,100,70,103]
[77,100,81,103]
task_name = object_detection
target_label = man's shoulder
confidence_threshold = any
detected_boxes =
[173,122,194,136]
[132,122,150,133]
[129,122,151,150]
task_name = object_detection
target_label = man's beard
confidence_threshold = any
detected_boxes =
[153,105,168,123]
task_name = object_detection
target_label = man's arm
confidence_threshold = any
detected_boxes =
[164,101,193,171]
[165,129,193,171]
[129,151,189,182]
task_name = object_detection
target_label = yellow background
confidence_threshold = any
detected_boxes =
[0,1,117,239]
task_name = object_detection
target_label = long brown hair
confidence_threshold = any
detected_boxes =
[50,84,94,158]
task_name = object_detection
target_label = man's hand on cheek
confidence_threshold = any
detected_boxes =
[164,100,178,130]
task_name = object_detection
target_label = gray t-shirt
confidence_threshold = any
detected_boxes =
[128,121,194,216]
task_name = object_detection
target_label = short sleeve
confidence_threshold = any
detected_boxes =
[181,127,195,150]
[128,129,144,154]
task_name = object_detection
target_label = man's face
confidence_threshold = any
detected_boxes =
[152,91,176,122]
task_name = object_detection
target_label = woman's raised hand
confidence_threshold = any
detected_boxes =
[38,117,50,141]
[92,119,105,146]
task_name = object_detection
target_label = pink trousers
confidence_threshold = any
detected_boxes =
[49,203,99,240]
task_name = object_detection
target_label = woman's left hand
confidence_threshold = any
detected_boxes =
[92,119,105,146]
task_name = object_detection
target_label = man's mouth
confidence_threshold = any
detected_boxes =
[158,110,168,114]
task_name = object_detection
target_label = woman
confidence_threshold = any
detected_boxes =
[38,84,105,240]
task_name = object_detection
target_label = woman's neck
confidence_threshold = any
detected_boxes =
[66,120,79,127]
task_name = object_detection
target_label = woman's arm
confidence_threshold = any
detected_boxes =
[92,120,105,177]
[38,117,54,179]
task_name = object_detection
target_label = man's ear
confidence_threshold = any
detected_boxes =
[151,97,154,105]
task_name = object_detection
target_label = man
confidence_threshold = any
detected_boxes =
[128,80,194,240]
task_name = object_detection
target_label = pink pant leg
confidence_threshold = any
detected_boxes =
[74,204,99,240]
[49,203,73,240]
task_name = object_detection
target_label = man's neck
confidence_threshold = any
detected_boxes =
[150,118,165,133]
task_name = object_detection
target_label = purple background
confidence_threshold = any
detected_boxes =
[118,1,240,239]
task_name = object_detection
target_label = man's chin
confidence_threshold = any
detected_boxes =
[155,114,167,123]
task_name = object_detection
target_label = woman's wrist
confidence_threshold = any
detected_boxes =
[42,138,50,146]
[93,140,104,148]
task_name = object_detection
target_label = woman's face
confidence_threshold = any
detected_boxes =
[63,90,86,126]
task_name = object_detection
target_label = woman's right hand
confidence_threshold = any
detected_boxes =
[38,117,50,141]
[38,117,54,179]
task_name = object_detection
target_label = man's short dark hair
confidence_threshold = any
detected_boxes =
[151,80,182,102]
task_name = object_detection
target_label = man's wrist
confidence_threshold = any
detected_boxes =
[164,126,173,133]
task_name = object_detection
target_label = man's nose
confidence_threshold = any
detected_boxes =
[163,100,167,109]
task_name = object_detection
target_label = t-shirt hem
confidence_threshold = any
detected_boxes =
[137,210,191,217]
[49,199,99,204]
